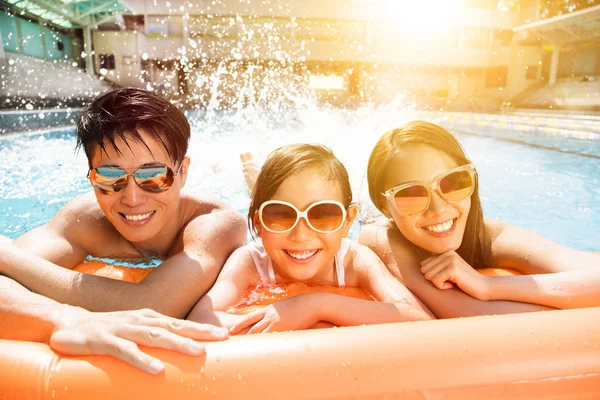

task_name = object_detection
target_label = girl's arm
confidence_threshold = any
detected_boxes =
[358,220,554,319]
[480,218,600,309]
[350,244,435,321]
[232,245,433,334]
[187,246,258,328]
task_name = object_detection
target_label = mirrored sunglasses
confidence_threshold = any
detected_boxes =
[87,163,182,195]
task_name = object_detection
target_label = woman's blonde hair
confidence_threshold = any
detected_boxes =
[367,121,485,267]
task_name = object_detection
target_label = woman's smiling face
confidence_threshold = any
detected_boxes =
[382,144,471,255]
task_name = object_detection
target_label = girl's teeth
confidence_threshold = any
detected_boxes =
[125,212,153,221]
[287,250,318,260]
[426,219,454,233]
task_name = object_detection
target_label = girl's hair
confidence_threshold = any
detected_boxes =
[367,121,485,267]
[248,143,352,237]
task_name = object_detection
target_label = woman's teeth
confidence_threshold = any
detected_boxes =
[124,212,153,221]
[425,218,455,233]
[285,249,319,260]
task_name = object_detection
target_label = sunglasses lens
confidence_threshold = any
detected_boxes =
[440,170,474,203]
[394,185,429,216]
[307,203,345,232]
[92,168,128,194]
[261,203,298,232]
[134,166,173,193]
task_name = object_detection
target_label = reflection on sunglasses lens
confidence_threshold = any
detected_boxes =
[440,170,473,202]
[307,203,344,231]
[261,203,297,231]
[91,166,175,194]
[394,185,429,216]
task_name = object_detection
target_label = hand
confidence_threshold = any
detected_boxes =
[420,250,491,300]
[229,295,319,334]
[49,306,229,374]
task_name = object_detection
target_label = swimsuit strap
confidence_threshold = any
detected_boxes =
[248,241,276,285]
[334,238,351,287]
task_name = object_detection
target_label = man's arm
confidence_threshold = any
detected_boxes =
[1,208,247,319]
[0,274,229,374]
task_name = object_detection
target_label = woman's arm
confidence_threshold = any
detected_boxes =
[358,220,554,319]
[187,246,259,329]
[480,218,600,308]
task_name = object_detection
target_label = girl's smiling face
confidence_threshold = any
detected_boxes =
[256,168,356,284]
[382,144,471,255]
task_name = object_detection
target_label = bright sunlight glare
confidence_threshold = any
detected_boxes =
[385,0,465,37]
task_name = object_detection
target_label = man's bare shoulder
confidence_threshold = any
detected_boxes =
[173,193,246,254]
[51,193,123,251]
[52,193,108,227]
[180,192,238,220]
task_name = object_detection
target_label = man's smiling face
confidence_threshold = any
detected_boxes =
[89,127,188,248]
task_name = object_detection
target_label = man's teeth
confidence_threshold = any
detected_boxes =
[425,219,454,233]
[286,250,318,260]
[124,212,153,221]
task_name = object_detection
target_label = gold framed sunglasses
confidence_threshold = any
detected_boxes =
[88,163,183,195]
[382,164,476,217]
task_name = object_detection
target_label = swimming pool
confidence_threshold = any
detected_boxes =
[1,107,599,251]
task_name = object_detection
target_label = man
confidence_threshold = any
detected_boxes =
[0,88,247,373]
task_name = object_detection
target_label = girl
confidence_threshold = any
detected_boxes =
[360,120,600,318]
[188,144,432,333]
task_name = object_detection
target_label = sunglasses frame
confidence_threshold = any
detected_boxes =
[258,200,348,234]
[87,162,183,195]
[381,164,476,217]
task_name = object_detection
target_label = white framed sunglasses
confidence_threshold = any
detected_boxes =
[258,200,348,234]
[382,164,476,217]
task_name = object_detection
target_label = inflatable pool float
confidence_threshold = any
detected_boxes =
[1,263,599,399]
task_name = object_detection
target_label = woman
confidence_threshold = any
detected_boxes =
[359,120,600,318]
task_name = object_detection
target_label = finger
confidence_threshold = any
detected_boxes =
[430,270,454,290]
[141,316,229,341]
[229,311,265,334]
[423,261,450,281]
[51,331,165,375]
[119,325,207,356]
[247,318,268,335]
[420,254,447,273]
[101,335,165,375]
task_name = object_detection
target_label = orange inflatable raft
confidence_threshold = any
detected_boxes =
[1,262,599,400]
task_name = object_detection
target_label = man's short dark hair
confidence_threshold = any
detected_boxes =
[76,88,190,165]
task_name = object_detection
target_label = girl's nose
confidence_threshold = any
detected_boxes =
[288,217,315,242]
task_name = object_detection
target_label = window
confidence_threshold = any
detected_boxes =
[99,54,115,70]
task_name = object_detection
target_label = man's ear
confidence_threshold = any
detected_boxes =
[178,156,191,188]
[341,205,359,238]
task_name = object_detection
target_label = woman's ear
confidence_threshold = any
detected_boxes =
[341,205,359,238]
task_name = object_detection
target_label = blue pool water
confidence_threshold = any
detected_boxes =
[1,108,599,251]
